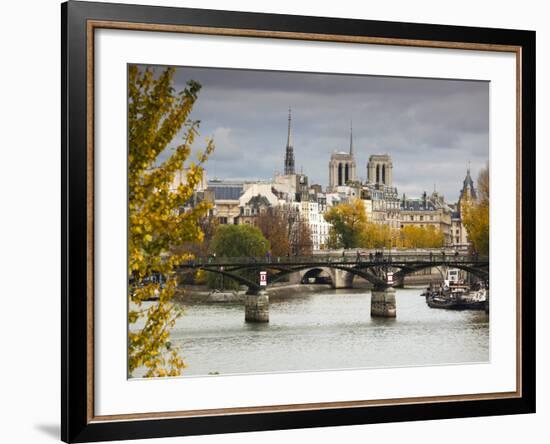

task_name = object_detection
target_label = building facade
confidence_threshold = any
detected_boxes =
[400,191,453,244]
[207,179,244,225]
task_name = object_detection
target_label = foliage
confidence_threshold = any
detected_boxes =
[173,216,218,286]
[210,224,269,257]
[255,206,312,256]
[361,221,444,249]
[291,219,313,256]
[463,165,489,256]
[256,207,290,256]
[324,199,368,249]
[128,65,214,377]
[362,222,392,249]
[207,224,269,289]
[398,225,445,249]
[324,198,444,250]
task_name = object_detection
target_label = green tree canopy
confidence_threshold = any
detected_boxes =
[210,224,269,257]
[207,224,270,290]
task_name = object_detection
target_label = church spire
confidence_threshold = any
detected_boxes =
[349,119,354,156]
[284,107,295,175]
[286,107,293,148]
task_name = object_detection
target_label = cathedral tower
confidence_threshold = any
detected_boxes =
[328,122,357,190]
[367,154,393,187]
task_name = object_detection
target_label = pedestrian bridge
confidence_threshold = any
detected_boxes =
[177,252,489,322]
[178,252,488,292]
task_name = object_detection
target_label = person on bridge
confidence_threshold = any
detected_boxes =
[356,250,361,263]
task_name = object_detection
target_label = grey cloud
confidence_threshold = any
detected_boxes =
[135,64,488,202]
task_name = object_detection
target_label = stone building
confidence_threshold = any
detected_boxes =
[367,154,393,187]
[399,191,453,243]
[299,198,331,250]
[207,179,244,225]
[361,154,400,228]
[238,194,273,225]
[328,124,357,190]
[360,184,401,228]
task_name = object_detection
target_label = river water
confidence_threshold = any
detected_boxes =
[164,287,489,377]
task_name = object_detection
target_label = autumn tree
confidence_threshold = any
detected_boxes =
[256,207,290,256]
[128,65,214,377]
[399,225,445,248]
[324,199,368,249]
[463,165,489,256]
[290,218,313,256]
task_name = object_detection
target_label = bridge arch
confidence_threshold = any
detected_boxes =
[301,267,333,284]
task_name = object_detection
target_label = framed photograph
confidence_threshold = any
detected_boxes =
[62,1,535,442]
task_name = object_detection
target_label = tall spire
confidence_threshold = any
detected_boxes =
[284,107,295,175]
[286,107,293,148]
[349,119,354,156]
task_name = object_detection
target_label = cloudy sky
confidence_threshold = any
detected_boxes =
[139,64,489,203]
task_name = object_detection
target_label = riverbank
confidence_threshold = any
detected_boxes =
[174,283,334,303]
[173,273,444,304]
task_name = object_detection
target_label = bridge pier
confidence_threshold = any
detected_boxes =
[393,275,405,288]
[330,269,355,289]
[371,287,396,318]
[245,290,269,323]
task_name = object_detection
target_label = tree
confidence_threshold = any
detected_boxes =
[207,224,269,289]
[399,225,445,248]
[362,222,391,249]
[463,165,489,256]
[128,65,214,377]
[324,199,368,249]
[291,218,313,256]
[210,224,269,257]
[256,205,313,256]
[256,207,290,257]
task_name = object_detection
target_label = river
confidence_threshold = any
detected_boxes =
[162,287,489,377]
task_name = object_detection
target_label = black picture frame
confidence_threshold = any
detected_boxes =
[62,1,536,442]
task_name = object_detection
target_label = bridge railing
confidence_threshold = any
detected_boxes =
[180,253,488,267]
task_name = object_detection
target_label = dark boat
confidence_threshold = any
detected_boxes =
[426,293,485,310]
[425,284,487,310]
